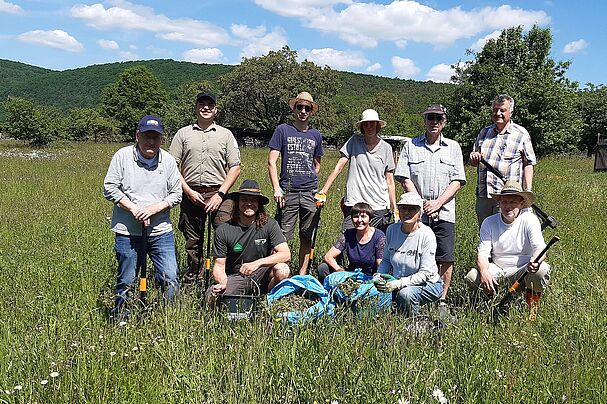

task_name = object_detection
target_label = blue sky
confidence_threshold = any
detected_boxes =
[1,0,604,86]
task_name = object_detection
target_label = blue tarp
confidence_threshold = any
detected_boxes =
[266,275,335,323]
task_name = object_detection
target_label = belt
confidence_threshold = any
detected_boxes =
[191,185,220,193]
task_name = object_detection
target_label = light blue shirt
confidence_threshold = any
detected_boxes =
[395,134,466,223]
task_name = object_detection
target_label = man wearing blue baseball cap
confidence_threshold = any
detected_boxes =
[104,115,182,323]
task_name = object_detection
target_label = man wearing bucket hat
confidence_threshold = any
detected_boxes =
[208,179,291,298]
[375,192,443,317]
[268,91,324,275]
[104,115,182,322]
[464,180,550,309]
[169,92,241,284]
[395,104,466,316]
[469,94,537,226]
[319,108,396,233]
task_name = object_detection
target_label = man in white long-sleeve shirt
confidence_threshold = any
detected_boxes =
[103,115,182,322]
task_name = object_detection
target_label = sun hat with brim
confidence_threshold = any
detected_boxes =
[288,91,320,114]
[137,115,164,135]
[489,180,536,208]
[227,179,270,205]
[355,109,387,130]
[396,192,424,209]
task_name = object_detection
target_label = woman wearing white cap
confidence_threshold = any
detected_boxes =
[318,109,396,233]
[375,192,443,317]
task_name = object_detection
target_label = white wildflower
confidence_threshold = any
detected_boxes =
[40,380,48,385]
[110,352,116,357]
[432,387,448,403]
[50,372,59,378]
[14,385,22,391]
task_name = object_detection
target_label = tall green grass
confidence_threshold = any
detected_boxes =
[0,140,606,402]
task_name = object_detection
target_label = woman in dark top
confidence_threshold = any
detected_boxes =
[317,202,386,283]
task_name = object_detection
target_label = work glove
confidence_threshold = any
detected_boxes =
[373,273,397,292]
[376,279,400,293]
[314,192,327,206]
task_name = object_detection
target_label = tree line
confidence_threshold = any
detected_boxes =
[1,26,605,154]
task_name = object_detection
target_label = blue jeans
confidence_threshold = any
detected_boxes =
[393,281,444,317]
[113,231,179,313]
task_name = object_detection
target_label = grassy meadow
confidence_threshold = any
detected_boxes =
[0,139,606,403]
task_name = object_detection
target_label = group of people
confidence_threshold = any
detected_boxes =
[103,90,551,322]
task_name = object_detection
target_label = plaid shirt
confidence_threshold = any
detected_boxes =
[395,134,466,223]
[474,122,536,198]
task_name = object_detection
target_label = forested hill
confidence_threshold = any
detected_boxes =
[0,58,452,112]
[0,59,232,111]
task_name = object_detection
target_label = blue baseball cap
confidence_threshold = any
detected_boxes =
[137,115,164,135]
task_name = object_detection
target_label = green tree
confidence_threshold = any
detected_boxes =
[3,97,63,146]
[576,84,607,154]
[65,108,118,142]
[218,46,340,134]
[100,66,168,141]
[449,26,581,156]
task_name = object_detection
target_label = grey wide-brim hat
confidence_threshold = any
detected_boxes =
[227,179,270,205]
[396,192,424,209]
[489,180,536,208]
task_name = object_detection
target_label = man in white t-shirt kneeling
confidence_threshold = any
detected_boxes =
[464,180,550,311]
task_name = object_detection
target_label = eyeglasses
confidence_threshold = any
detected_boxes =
[296,104,312,112]
[425,114,444,122]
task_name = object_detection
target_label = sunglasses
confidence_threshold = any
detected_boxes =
[296,104,313,112]
[425,114,444,122]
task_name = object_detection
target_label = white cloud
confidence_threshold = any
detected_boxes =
[70,1,230,47]
[183,48,224,64]
[119,50,137,60]
[392,56,419,79]
[18,30,84,52]
[0,0,24,15]
[563,39,588,54]
[97,39,119,50]
[366,62,381,73]
[299,48,368,70]
[470,30,501,52]
[255,1,549,48]
[231,25,287,59]
[253,0,352,18]
[426,63,455,83]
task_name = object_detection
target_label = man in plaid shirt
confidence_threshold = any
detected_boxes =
[469,94,536,226]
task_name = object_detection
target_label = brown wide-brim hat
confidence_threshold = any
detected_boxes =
[227,179,270,205]
[288,91,320,114]
[489,180,536,208]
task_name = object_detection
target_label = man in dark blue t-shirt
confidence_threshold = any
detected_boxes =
[268,91,324,275]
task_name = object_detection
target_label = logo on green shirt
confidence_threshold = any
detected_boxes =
[233,243,243,253]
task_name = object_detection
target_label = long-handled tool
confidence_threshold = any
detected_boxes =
[203,217,213,290]
[491,235,560,322]
[138,223,148,307]
[306,197,325,275]
[480,157,558,230]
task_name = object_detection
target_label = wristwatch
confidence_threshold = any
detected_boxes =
[217,190,226,199]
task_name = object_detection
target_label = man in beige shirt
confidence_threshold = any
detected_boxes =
[169,92,241,283]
